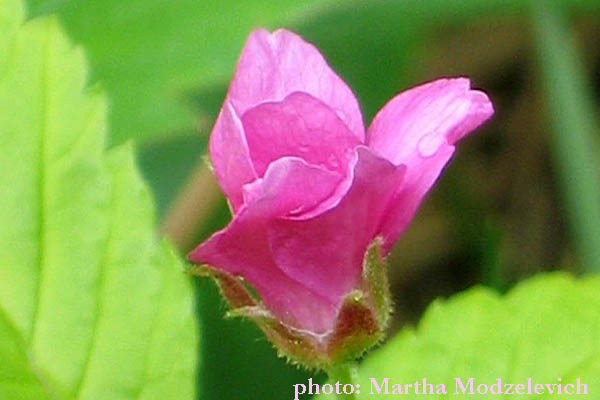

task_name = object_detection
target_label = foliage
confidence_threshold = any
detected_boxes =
[318,273,600,399]
[26,0,339,145]
[0,1,198,398]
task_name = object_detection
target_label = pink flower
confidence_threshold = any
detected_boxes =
[189,29,493,336]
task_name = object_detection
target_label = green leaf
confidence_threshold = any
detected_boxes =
[0,1,199,398]
[317,273,600,399]
[0,0,23,75]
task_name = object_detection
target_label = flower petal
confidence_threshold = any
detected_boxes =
[367,78,494,252]
[189,157,344,333]
[188,210,338,333]
[228,28,365,141]
[377,143,455,253]
[367,78,493,165]
[268,147,406,312]
[209,102,257,212]
[241,92,360,177]
[189,147,405,334]
[242,156,342,218]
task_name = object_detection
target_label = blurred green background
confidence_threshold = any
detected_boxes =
[24,0,600,399]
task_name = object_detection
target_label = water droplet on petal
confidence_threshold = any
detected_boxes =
[417,133,444,158]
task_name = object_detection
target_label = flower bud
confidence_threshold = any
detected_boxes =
[189,28,493,369]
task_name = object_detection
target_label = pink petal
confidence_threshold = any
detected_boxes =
[367,78,494,251]
[377,143,455,253]
[242,156,342,218]
[268,147,406,312]
[208,102,257,212]
[368,78,493,164]
[241,92,360,177]
[228,29,365,141]
[189,157,344,333]
[189,147,405,333]
[189,210,338,333]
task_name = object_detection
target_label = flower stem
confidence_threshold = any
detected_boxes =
[327,363,359,399]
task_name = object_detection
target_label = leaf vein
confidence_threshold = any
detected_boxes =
[29,18,51,346]
[72,158,114,400]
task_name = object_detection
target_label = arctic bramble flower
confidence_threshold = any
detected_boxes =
[189,29,493,367]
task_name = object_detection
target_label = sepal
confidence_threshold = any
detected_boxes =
[362,237,392,329]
